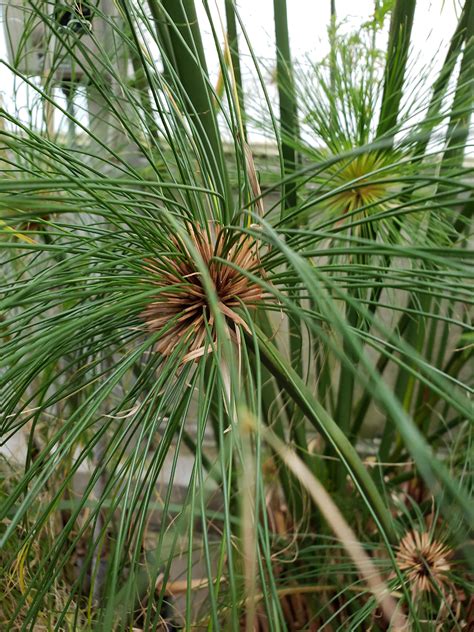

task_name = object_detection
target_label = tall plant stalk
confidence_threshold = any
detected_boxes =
[272,0,308,488]
[273,0,299,216]
[155,0,231,204]
[377,0,416,139]
[224,0,247,138]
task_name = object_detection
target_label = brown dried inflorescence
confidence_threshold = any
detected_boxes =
[141,223,262,362]
[396,529,452,595]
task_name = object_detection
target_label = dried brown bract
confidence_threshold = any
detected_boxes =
[396,529,452,595]
[141,223,263,362]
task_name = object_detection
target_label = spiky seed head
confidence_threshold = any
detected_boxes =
[141,223,262,362]
[396,529,452,595]
[326,152,394,219]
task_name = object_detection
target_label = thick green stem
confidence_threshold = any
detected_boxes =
[377,0,416,139]
[273,0,299,216]
[329,0,337,126]
[332,303,358,487]
[224,0,247,138]
[334,306,358,436]
[379,294,430,461]
[146,0,177,83]
[158,0,230,205]
[273,2,304,465]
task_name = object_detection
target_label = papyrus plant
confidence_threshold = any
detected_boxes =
[0,0,472,629]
